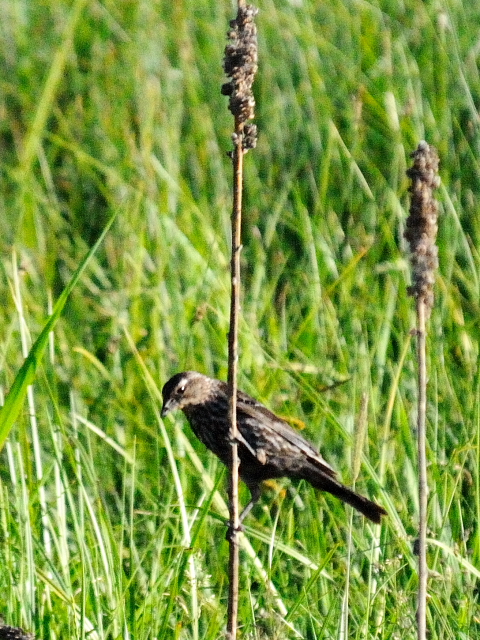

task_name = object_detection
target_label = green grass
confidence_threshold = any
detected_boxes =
[1,0,480,637]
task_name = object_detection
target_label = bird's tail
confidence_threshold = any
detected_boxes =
[306,467,387,523]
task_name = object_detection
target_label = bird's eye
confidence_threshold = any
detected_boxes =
[177,384,186,395]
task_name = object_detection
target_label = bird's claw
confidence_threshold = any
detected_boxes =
[225,521,245,541]
[228,432,258,458]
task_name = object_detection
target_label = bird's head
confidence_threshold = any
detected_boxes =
[161,371,215,417]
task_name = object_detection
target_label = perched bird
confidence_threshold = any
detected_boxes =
[0,624,35,640]
[161,371,387,524]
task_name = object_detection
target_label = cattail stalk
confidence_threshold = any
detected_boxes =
[404,141,440,640]
[222,4,258,638]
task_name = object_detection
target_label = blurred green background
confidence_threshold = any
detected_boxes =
[1,0,479,638]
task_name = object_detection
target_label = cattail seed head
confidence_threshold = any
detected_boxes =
[222,5,258,151]
[404,141,440,316]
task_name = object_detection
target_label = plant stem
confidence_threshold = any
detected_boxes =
[226,120,244,640]
[223,4,258,634]
[416,298,428,640]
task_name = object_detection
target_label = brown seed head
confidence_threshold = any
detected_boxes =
[222,4,258,151]
[404,141,440,316]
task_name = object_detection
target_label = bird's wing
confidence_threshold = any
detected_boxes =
[236,389,337,478]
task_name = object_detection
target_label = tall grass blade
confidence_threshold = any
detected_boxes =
[0,211,117,450]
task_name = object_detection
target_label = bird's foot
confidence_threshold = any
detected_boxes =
[225,521,245,541]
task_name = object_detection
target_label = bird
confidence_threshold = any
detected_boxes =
[161,371,387,525]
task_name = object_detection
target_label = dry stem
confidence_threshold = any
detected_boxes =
[404,141,440,640]
[226,130,243,639]
[416,299,428,640]
[223,4,258,638]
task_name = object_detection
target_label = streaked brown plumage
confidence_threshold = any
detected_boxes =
[161,371,387,524]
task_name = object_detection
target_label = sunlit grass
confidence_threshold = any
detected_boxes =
[1,0,480,638]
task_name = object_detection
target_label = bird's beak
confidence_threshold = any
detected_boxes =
[161,400,173,418]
